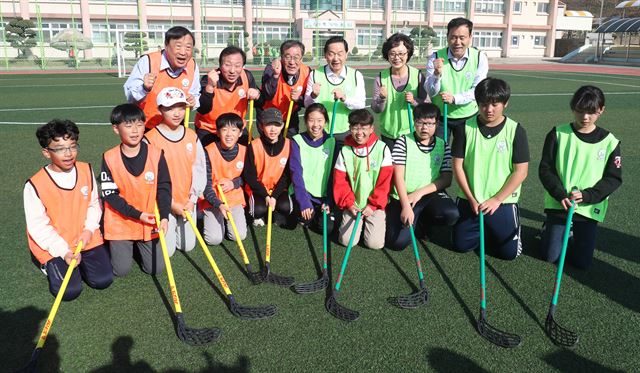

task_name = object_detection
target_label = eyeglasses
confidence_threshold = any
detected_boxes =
[283,55,302,62]
[415,121,437,128]
[389,52,408,59]
[349,126,371,133]
[47,144,80,154]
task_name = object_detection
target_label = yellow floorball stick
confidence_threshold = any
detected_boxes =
[247,99,254,144]
[261,192,295,287]
[216,184,262,283]
[184,210,276,320]
[21,241,84,371]
[283,100,294,136]
[184,106,190,129]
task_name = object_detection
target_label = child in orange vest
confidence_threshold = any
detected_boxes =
[101,104,172,276]
[24,119,112,300]
[243,107,294,227]
[202,113,248,244]
[144,87,206,256]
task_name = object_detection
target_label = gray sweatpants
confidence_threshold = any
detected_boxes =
[165,206,197,257]
[203,205,247,245]
[109,240,165,277]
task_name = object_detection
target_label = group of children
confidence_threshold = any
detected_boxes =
[25,77,621,301]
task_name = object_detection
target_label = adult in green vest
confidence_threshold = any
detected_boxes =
[289,103,339,233]
[372,33,428,150]
[305,36,366,145]
[386,103,459,250]
[425,17,488,141]
[452,78,529,260]
[539,85,622,269]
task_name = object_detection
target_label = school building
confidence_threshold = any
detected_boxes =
[0,0,594,61]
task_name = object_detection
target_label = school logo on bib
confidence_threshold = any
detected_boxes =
[236,161,244,170]
[465,71,473,80]
[597,149,606,161]
[322,148,330,159]
[496,140,507,153]
[182,78,190,88]
[80,185,89,198]
[369,160,378,169]
[279,157,287,167]
[186,143,193,152]
[433,154,442,164]
[144,171,155,183]
[238,88,246,98]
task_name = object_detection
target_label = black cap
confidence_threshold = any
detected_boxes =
[258,107,284,126]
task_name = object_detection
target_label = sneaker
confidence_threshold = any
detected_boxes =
[40,265,48,276]
[253,218,265,227]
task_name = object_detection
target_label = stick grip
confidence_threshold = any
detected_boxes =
[284,100,294,136]
[154,205,183,314]
[409,225,424,282]
[443,102,448,144]
[247,99,254,144]
[407,102,414,134]
[479,212,486,311]
[334,212,362,292]
[184,106,190,129]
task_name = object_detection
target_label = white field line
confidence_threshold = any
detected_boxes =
[497,72,640,88]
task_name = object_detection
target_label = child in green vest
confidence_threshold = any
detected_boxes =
[452,77,529,260]
[539,85,621,269]
[333,109,393,249]
[290,103,338,232]
[386,103,459,250]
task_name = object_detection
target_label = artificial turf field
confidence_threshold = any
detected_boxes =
[1,68,639,372]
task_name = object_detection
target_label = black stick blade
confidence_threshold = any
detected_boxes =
[175,313,222,346]
[545,312,579,348]
[229,299,278,320]
[292,273,328,294]
[246,269,264,285]
[263,270,295,287]
[393,287,429,309]
[477,314,522,348]
[326,293,360,322]
[15,349,40,373]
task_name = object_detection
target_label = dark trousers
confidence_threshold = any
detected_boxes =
[453,198,522,260]
[292,195,337,234]
[45,244,113,301]
[386,191,459,250]
[437,114,475,143]
[540,214,598,269]
[250,193,292,220]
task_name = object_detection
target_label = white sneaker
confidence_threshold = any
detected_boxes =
[253,218,265,227]
[40,265,48,276]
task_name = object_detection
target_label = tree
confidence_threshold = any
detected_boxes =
[410,26,437,58]
[123,31,149,59]
[5,17,37,59]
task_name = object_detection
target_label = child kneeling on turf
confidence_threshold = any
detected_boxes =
[201,113,248,245]
[538,85,622,269]
[334,109,393,249]
[101,104,172,276]
[290,103,338,232]
[386,103,459,250]
[144,87,206,256]
[452,77,530,260]
[243,107,294,227]
[24,119,113,300]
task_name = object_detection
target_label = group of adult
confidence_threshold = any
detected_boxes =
[123,17,487,146]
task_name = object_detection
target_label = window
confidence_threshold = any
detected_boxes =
[203,0,244,4]
[204,24,244,46]
[433,0,466,12]
[392,0,421,11]
[534,35,546,46]
[38,21,82,43]
[513,1,522,13]
[147,22,193,44]
[301,0,343,10]
[253,24,293,43]
[474,0,504,14]
[146,0,190,3]
[537,2,549,13]
[511,35,519,47]
[254,0,291,6]
[472,30,502,49]
[356,27,384,48]
[348,0,384,9]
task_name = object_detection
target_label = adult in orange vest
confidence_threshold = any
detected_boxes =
[196,46,262,147]
[24,120,112,301]
[260,40,311,138]
[124,26,200,130]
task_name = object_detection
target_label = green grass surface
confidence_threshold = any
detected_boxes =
[1,69,639,372]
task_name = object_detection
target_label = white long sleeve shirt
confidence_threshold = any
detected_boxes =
[304,65,367,110]
[424,48,489,106]
[24,165,101,259]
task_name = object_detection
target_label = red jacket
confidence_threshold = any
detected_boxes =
[333,132,393,211]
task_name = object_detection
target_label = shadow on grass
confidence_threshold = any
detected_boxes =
[302,226,322,275]
[419,241,476,327]
[426,347,489,373]
[1,306,57,371]
[89,336,252,373]
[543,348,625,372]
[381,248,418,293]
[520,208,640,314]
[247,224,265,269]
[219,242,252,282]
[178,250,228,305]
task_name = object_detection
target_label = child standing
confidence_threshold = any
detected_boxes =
[144,87,206,256]
[24,120,112,300]
[289,103,337,232]
[386,103,459,250]
[101,104,171,276]
[539,85,622,269]
[452,77,529,260]
[333,109,393,249]
[243,107,294,227]
[201,113,248,245]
